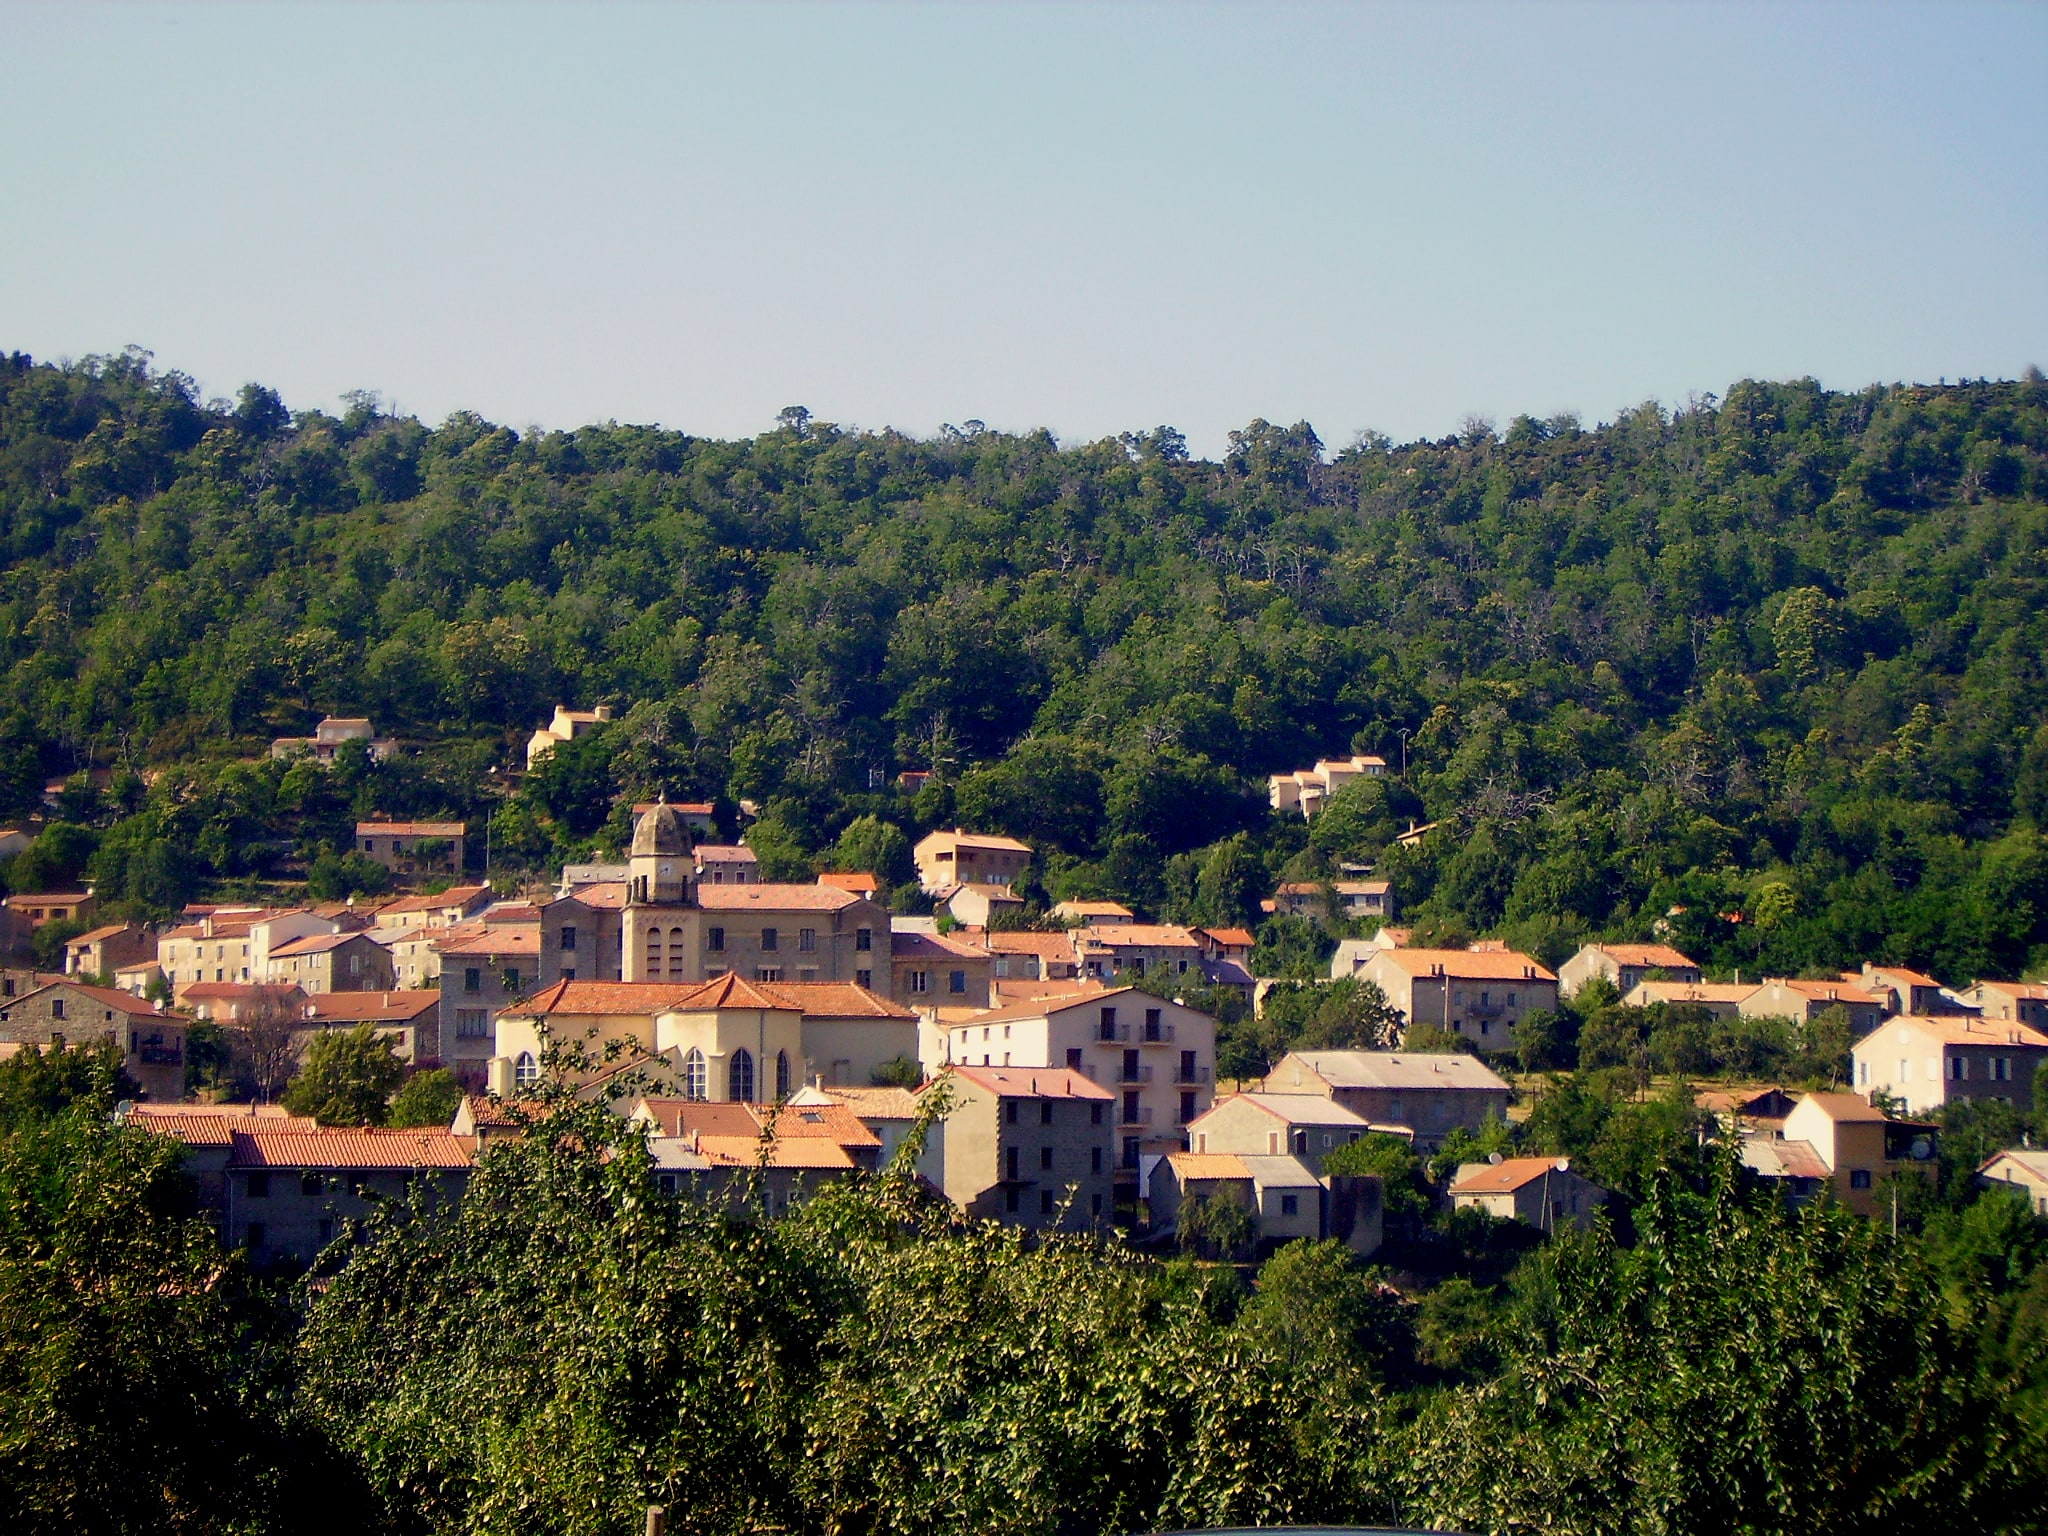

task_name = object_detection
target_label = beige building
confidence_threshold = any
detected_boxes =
[159,907,339,995]
[356,821,466,879]
[0,982,187,1101]
[632,1097,884,1214]
[438,919,542,1084]
[931,1065,1114,1230]
[890,930,991,1009]
[525,704,613,770]
[1184,1092,1375,1175]
[984,931,1082,983]
[1263,1049,1513,1150]
[1557,942,1700,998]
[270,715,396,764]
[1148,1151,1382,1256]
[64,922,155,979]
[371,885,492,937]
[1271,880,1395,921]
[913,829,1032,894]
[1852,1013,2048,1115]
[1980,1150,2048,1216]
[1739,978,1886,1036]
[1449,1156,1606,1232]
[1072,923,1205,984]
[941,985,1217,1172]
[1267,754,1388,817]
[1741,1092,1935,1218]
[493,974,916,1101]
[1961,981,2048,1031]
[1052,901,1134,927]
[1848,964,1952,1017]
[694,845,758,886]
[301,989,444,1064]
[1620,980,1759,1020]
[937,883,1024,929]
[265,931,396,995]
[5,891,97,932]
[1358,947,1559,1054]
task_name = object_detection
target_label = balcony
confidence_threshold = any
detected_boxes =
[1117,1063,1153,1084]
[1119,1104,1154,1127]
[1096,1024,1131,1043]
[1174,1064,1212,1085]
[1139,1022,1176,1044]
[137,1046,183,1066]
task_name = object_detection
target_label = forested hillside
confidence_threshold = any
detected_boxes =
[4,348,2047,982]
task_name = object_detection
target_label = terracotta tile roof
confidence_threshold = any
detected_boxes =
[435,926,540,958]
[127,1105,320,1146]
[269,932,375,958]
[302,991,442,1023]
[1982,1150,2048,1183]
[694,844,757,862]
[694,1136,859,1169]
[693,884,861,912]
[923,829,1033,854]
[1627,981,1760,1005]
[67,923,138,946]
[1862,1014,2048,1050]
[354,821,465,838]
[1744,1136,1833,1182]
[1770,978,1884,1005]
[1057,902,1135,918]
[227,1126,473,1169]
[954,984,1134,1028]
[556,882,629,910]
[1076,923,1202,949]
[1368,948,1558,982]
[798,1084,923,1119]
[514,979,701,1015]
[1590,943,1697,969]
[1449,1156,1578,1195]
[1860,964,1943,988]
[637,1098,881,1150]
[1799,1092,1890,1123]
[178,982,305,1004]
[983,932,1080,958]
[817,871,881,895]
[1166,1152,1251,1180]
[942,1065,1113,1100]
[748,982,914,1019]
[1194,927,1258,949]
[1975,981,2048,1001]
[3,891,93,906]
[377,885,490,916]
[989,978,1103,1006]
[666,973,800,1012]
[1275,1050,1512,1093]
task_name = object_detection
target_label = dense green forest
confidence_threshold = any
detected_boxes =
[8,1050,2048,1536]
[3,348,2048,989]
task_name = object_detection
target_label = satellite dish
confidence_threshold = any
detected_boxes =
[1556,1158,1571,1172]
[1488,1152,1503,1164]
[1911,1137,1933,1161]
[113,1099,135,1117]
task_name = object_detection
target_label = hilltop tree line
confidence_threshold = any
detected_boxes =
[2,349,2047,988]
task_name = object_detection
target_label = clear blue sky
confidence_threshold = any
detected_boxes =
[4,2,2043,455]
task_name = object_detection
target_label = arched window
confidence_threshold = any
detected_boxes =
[513,1051,539,1087]
[729,1047,755,1103]
[668,926,687,979]
[775,1049,791,1100]
[645,929,663,980]
[682,1047,707,1102]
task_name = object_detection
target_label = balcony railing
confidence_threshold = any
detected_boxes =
[1175,1064,1212,1084]
[1139,1023,1176,1044]
[1120,1104,1154,1127]
[137,1046,183,1066]
[1097,1024,1131,1043]
[1118,1063,1153,1084]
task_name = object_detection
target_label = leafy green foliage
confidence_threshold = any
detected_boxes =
[387,1067,462,1129]
[281,1024,405,1126]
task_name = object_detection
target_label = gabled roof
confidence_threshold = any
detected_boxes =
[8,982,172,1018]
[1627,981,1760,1005]
[67,923,140,946]
[1449,1156,1581,1195]
[547,882,629,911]
[1276,1049,1512,1094]
[269,932,375,958]
[1860,964,1943,988]
[354,821,464,838]
[982,931,1080,959]
[1981,1149,2048,1183]
[435,926,540,958]
[892,930,987,960]
[955,984,1137,1029]
[1166,1152,1251,1180]
[302,991,442,1023]
[790,1084,923,1119]
[636,1098,882,1149]
[1193,926,1258,949]
[1798,1092,1890,1123]
[376,885,490,916]
[942,1065,1113,1101]
[693,885,862,912]
[227,1126,473,1170]
[1367,948,1558,982]
[1075,923,1201,949]
[817,871,880,894]
[1859,1014,2048,1050]
[695,844,757,862]
[1585,943,1697,969]
[666,973,801,1012]
[126,1104,319,1146]
[1193,1092,1372,1129]
[919,828,1033,854]
[513,979,701,1016]
[1764,978,1884,1005]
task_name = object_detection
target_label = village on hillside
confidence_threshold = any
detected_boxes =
[3,731,2043,1267]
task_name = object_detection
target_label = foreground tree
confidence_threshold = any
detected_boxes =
[282,1024,405,1127]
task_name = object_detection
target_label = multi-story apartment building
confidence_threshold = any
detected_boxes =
[940,985,1216,1173]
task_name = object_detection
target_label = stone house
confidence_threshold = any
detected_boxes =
[931,1065,1115,1231]
[0,981,187,1101]
[356,821,466,879]
[1358,947,1560,1055]
[1262,1049,1514,1150]
[1449,1156,1607,1232]
[1556,942,1701,998]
